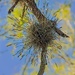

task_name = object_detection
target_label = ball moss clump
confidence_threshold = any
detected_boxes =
[26,22,57,49]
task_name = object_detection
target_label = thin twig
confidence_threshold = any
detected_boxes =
[21,3,26,19]
[8,0,20,14]
[55,27,69,37]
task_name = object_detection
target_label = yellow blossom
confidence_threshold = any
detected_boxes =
[53,64,65,73]
[15,31,23,39]
[55,4,71,20]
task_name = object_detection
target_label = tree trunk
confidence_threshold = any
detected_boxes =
[37,46,47,75]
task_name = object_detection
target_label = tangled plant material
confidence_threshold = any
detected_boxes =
[26,22,57,49]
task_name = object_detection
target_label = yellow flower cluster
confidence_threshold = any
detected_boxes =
[55,4,71,20]
[15,31,24,39]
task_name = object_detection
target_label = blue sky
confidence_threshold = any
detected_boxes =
[0,0,24,75]
[0,0,75,75]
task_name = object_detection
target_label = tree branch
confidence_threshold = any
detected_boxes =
[37,46,47,75]
[25,0,48,25]
[55,28,69,37]
[8,0,20,14]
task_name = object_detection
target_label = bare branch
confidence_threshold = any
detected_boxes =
[37,46,47,75]
[55,28,69,37]
[8,0,20,14]
[21,3,26,19]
